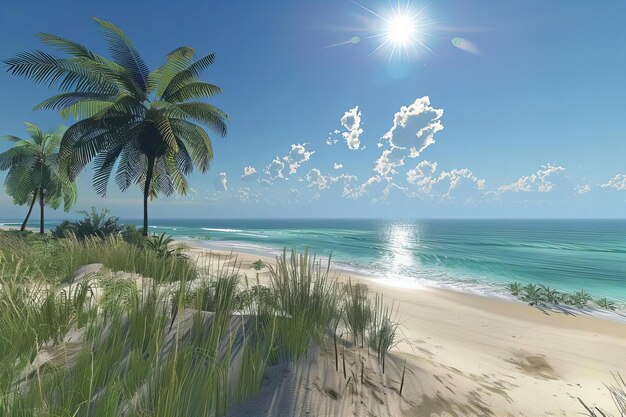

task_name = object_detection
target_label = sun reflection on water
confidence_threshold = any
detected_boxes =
[385,222,418,278]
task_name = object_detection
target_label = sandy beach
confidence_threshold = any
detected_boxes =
[181,241,626,416]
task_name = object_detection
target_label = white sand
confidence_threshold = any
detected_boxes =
[182,242,626,417]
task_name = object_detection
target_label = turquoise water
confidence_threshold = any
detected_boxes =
[4,218,626,303]
[143,219,626,303]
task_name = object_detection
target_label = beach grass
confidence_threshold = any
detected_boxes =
[0,232,404,416]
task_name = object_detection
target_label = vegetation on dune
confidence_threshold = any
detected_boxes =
[507,282,619,311]
[51,207,122,239]
[0,233,403,416]
[5,18,228,236]
[0,122,77,233]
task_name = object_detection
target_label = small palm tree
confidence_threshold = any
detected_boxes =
[5,18,228,235]
[0,122,77,233]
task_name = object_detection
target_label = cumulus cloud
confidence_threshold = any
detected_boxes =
[285,143,315,174]
[340,107,363,150]
[349,97,445,202]
[305,168,358,197]
[406,160,485,198]
[262,143,315,184]
[380,96,444,158]
[497,164,565,194]
[216,172,228,192]
[241,166,257,181]
[601,174,626,191]
[575,184,591,194]
[333,163,343,170]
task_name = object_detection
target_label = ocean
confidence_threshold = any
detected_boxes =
[4,218,626,303]
[145,218,626,303]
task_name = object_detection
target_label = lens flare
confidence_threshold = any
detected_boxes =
[451,37,481,55]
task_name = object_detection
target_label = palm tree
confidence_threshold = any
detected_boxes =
[0,122,77,233]
[5,18,228,235]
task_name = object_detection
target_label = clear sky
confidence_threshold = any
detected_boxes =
[1,0,625,219]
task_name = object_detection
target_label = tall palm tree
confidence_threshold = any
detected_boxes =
[0,122,77,233]
[5,18,228,235]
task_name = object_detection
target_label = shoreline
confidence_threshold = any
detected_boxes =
[179,237,626,323]
[180,241,626,414]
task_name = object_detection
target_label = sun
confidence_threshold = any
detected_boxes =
[356,1,436,60]
[325,2,437,60]
[387,15,415,45]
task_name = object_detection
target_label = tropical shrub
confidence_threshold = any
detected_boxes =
[51,207,121,239]
[120,224,146,247]
[521,284,546,307]
[596,297,617,311]
[507,282,522,296]
[568,290,593,309]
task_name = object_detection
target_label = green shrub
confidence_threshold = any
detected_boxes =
[252,259,264,270]
[596,297,617,311]
[507,282,522,297]
[521,284,546,306]
[146,233,187,259]
[51,207,121,239]
[120,224,146,247]
[567,290,593,308]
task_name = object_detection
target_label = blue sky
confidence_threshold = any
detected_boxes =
[1,0,625,219]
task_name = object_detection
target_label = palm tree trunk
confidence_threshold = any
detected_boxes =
[143,156,155,237]
[39,188,44,234]
[21,189,38,231]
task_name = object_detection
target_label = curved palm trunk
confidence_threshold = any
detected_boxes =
[39,188,45,234]
[21,189,38,231]
[143,156,156,237]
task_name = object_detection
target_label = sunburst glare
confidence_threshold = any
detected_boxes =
[356,1,436,60]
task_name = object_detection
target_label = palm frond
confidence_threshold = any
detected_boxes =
[34,92,116,112]
[161,53,215,98]
[163,81,222,102]
[5,51,117,93]
[93,18,149,94]
[36,33,106,62]
[0,144,36,170]
[171,119,213,171]
[149,46,195,98]
[4,164,35,204]
[115,142,145,192]
[176,102,228,137]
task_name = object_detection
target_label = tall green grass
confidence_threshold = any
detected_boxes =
[269,249,340,361]
[0,233,403,416]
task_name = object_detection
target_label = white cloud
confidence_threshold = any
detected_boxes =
[340,106,363,150]
[333,163,343,170]
[497,164,565,194]
[349,96,445,202]
[264,157,286,182]
[575,184,591,194]
[601,174,626,191]
[261,143,315,184]
[305,168,358,198]
[284,143,315,174]
[380,96,444,158]
[406,160,485,198]
[216,172,228,192]
[241,166,257,181]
